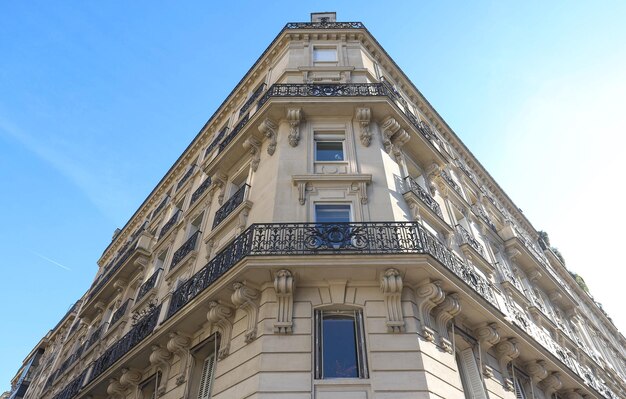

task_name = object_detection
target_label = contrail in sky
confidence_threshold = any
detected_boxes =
[32,251,72,271]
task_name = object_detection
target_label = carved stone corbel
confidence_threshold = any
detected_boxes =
[495,338,520,390]
[432,293,461,353]
[380,269,404,333]
[426,164,443,195]
[204,239,214,262]
[414,279,445,342]
[119,368,142,398]
[166,331,192,386]
[106,378,126,399]
[391,129,410,162]
[561,389,585,399]
[231,282,260,342]
[525,359,548,385]
[506,247,522,264]
[356,107,372,146]
[475,322,500,376]
[351,181,368,204]
[214,173,228,205]
[149,345,172,395]
[539,372,562,397]
[113,279,127,295]
[296,181,308,205]
[243,137,262,172]
[286,108,303,147]
[237,207,250,235]
[380,116,400,154]
[274,269,295,334]
[207,301,235,359]
[258,118,277,155]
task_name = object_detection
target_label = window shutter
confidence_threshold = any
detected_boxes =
[197,353,216,399]
[459,348,488,399]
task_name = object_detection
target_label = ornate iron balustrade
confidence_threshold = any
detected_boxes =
[205,126,228,157]
[403,176,443,217]
[218,113,250,153]
[473,205,497,233]
[88,304,161,384]
[190,176,212,205]
[441,170,463,196]
[136,268,162,302]
[239,83,266,117]
[455,225,485,255]
[51,369,87,399]
[169,230,201,270]
[84,323,104,351]
[152,196,168,218]
[167,222,498,319]
[456,159,477,183]
[212,184,249,228]
[176,165,196,190]
[285,21,365,29]
[110,298,131,326]
[159,210,180,238]
[257,83,388,109]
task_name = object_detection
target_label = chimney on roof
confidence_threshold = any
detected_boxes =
[311,12,336,23]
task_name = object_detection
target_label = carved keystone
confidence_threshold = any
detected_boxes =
[231,282,260,342]
[414,279,445,342]
[207,302,235,359]
[380,269,404,333]
[274,269,295,334]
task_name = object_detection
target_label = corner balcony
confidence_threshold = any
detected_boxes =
[402,176,451,234]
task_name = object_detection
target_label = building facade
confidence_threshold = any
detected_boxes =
[7,13,626,399]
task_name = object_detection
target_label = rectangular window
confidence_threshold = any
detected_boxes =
[197,353,216,399]
[313,47,337,63]
[315,204,351,223]
[314,309,368,379]
[315,141,344,161]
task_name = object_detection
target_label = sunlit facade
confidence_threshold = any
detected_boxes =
[7,12,625,399]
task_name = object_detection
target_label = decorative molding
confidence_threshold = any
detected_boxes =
[149,345,172,395]
[561,389,585,399]
[106,378,126,399]
[243,137,262,172]
[474,322,500,349]
[433,293,461,353]
[231,282,260,342]
[495,338,519,386]
[207,301,235,359]
[380,116,401,154]
[380,269,404,333]
[166,331,192,386]
[287,108,303,147]
[291,174,372,205]
[258,118,277,155]
[356,107,372,146]
[539,372,563,397]
[214,172,228,205]
[414,279,445,342]
[274,269,295,334]
[525,359,548,385]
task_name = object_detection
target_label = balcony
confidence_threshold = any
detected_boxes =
[169,230,201,271]
[176,165,196,190]
[159,210,181,239]
[239,83,266,117]
[109,298,131,326]
[136,268,162,302]
[212,184,249,229]
[167,221,499,319]
[190,176,212,206]
[455,224,493,277]
[440,170,464,198]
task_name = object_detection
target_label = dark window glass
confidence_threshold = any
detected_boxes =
[315,204,350,223]
[315,141,344,161]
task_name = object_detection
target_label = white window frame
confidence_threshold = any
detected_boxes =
[314,132,346,163]
[313,46,338,64]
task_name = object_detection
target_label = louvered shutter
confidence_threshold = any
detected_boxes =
[459,348,488,399]
[513,377,526,399]
[197,353,216,399]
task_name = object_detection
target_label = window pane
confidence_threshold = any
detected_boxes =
[315,141,344,161]
[323,314,358,378]
[315,205,350,223]
[314,48,337,62]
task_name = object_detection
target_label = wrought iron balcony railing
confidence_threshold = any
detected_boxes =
[212,184,249,228]
[473,205,498,233]
[167,222,498,319]
[88,304,161,384]
[176,165,196,190]
[190,176,212,206]
[169,230,201,270]
[51,369,87,399]
[204,126,228,157]
[455,224,485,256]
[284,21,365,30]
[441,170,463,196]
[218,113,250,154]
[239,83,266,117]
[403,176,443,218]
[136,268,162,302]
[152,196,168,218]
[159,210,180,239]
[109,298,131,326]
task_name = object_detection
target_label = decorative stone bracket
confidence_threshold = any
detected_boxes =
[414,279,445,342]
[356,107,372,146]
[207,302,235,359]
[258,117,277,155]
[243,137,262,172]
[274,269,295,334]
[525,359,548,385]
[539,372,562,397]
[380,269,404,332]
[231,282,260,342]
[214,173,228,205]
[107,368,142,399]
[166,331,192,386]
[433,293,461,353]
[380,116,411,162]
[495,338,520,390]
[475,322,500,377]
[149,345,172,395]
[287,108,303,147]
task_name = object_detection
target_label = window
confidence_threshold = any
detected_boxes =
[197,353,216,399]
[315,141,344,161]
[314,309,368,379]
[139,372,160,399]
[315,204,351,223]
[455,348,487,399]
[189,335,219,399]
[313,47,337,63]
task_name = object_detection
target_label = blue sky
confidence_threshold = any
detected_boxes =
[1,1,625,390]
